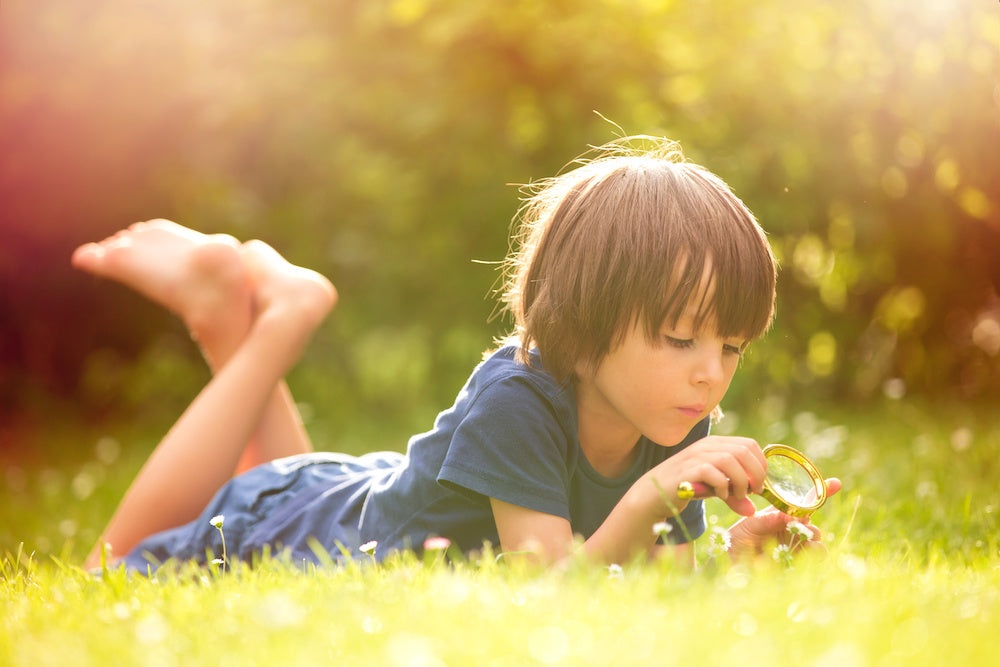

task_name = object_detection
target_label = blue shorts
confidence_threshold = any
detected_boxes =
[120,451,402,572]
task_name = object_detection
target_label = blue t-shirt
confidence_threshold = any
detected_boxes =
[122,345,708,570]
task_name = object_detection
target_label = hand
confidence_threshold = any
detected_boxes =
[727,477,842,558]
[648,436,767,518]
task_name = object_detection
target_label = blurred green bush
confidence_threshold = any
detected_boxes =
[2,0,998,446]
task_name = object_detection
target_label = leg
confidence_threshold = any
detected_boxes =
[72,220,315,473]
[236,380,313,473]
[233,241,324,473]
[74,223,336,567]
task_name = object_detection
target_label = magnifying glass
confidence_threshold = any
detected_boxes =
[677,444,828,517]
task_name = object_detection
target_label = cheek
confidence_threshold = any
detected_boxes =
[718,361,740,390]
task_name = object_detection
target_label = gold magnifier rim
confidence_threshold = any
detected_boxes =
[760,443,827,517]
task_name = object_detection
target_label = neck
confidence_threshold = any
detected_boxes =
[581,437,641,478]
[575,385,642,478]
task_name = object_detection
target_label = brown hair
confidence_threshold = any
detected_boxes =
[498,136,776,382]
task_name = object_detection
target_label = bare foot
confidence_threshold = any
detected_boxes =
[240,240,337,345]
[71,219,254,368]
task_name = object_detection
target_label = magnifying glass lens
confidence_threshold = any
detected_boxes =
[760,444,827,517]
[767,455,819,506]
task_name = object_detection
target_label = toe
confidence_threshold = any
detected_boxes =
[71,243,105,271]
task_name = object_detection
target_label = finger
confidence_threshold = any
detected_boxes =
[695,462,735,499]
[715,438,766,495]
[722,435,767,468]
[724,495,757,517]
[690,436,763,477]
[824,477,842,496]
[679,437,765,499]
[737,437,767,491]
[799,539,829,559]
[717,447,762,498]
[744,453,766,495]
[687,449,750,499]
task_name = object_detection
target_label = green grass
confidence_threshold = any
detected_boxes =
[4,396,1000,665]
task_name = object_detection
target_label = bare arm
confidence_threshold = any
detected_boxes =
[490,472,690,566]
[491,474,841,567]
[489,435,809,566]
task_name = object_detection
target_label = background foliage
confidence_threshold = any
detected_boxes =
[2,0,999,459]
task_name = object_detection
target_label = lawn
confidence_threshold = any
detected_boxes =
[3,397,999,665]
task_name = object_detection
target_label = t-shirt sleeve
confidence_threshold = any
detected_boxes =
[437,376,573,521]
[661,499,707,545]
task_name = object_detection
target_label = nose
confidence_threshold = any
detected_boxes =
[692,348,725,387]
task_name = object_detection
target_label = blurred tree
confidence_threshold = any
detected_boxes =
[2,0,998,448]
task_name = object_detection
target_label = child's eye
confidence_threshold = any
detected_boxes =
[665,337,694,349]
[723,344,743,357]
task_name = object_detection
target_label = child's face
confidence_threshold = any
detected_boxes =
[576,308,745,448]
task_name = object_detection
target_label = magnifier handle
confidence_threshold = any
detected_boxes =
[677,481,713,500]
[678,481,749,499]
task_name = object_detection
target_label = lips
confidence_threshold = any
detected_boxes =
[677,405,705,419]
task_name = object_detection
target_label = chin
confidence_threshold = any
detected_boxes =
[648,424,698,447]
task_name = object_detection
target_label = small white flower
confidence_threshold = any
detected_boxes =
[706,527,732,558]
[209,515,225,529]
[787,520,812,539]
[711,527,732,548]
[607,563,624,580]
[210,558,225,567]
[652,521,673,538]
[359,540,378,556]
[772,544,792,567]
